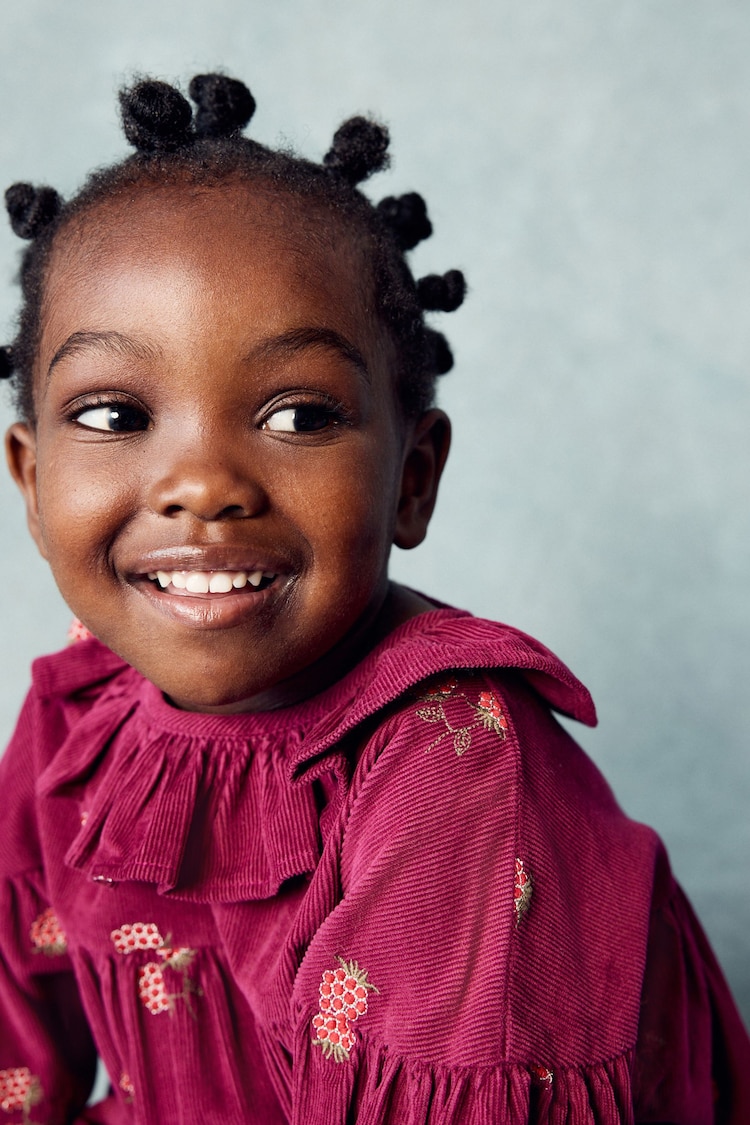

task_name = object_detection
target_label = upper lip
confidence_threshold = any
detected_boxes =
[127,545,292,577]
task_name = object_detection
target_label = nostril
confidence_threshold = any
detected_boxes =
[148,461,268,521]
[161,501,256,520]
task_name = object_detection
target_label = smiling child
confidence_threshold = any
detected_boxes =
[0,73,748,1124]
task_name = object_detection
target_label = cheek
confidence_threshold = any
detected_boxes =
[288,447,402,558]
[34,452,126,567]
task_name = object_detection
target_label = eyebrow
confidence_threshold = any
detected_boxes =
[46,325,370,382]
[250,327,370,382]
[47,331,162,380]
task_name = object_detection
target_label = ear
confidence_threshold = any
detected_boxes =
[6,422,47,559]
[394,408,451,550]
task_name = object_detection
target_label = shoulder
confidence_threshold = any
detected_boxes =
[297,653,662,1073]
[0,639,135,862]
[290,606,596,778]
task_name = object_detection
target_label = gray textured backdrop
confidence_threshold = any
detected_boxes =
[0,0,748,1028]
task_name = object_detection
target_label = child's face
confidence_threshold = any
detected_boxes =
[7,183,448,711]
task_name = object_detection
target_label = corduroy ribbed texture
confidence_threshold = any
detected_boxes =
[0,609,748,1123]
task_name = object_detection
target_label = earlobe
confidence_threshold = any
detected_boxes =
[5,422,47,558]
[394,408,451,550]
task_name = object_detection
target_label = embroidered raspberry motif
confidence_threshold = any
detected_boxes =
[30,907,67,956]
[530,1064,553,1085]
[313,958,377,1062]
[111,922,164,954]
[67,617,94,644]
[417,681,508,756]
[420,675,459,700]
[119,1073,135,1103]
[138,962,171,1015]
[0,1068,42,1122]
[474,690,509,736]
[514,858,532,925]
[112,922,201,1018]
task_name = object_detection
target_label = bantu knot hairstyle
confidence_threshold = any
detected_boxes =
[417,270,466,313]
[377,193,432,251]
[189,73,256,137]
[0,346,14,380]
[5,183,63,240]
[2,72,465,418]
[323,116,390,185]
[119,79,194,153]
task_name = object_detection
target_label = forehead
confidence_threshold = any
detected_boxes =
[40,180,381,356]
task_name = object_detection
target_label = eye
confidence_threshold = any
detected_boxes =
[263,403,341,434]
[73,402,150,433]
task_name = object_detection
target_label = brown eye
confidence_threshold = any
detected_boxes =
[264,404,339,433]
[74,403,150,433]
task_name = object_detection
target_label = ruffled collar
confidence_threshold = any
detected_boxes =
[34,606,595,903]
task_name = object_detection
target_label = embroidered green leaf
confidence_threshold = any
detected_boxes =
[453,727,472,755]
[416,704,445,723]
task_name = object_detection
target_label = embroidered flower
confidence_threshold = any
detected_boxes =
[112,923,201,1018]
[119,1073,135,1103]
[67,617,94,644]
[514,858,532,925]
[416,681,508,756]
[313,958,377,1062]
[30,907,67,956]
[0,1068,42,1121]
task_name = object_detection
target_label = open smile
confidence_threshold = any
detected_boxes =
[125,547,295,629]
[146,569,278,595]
[131,568,289,630]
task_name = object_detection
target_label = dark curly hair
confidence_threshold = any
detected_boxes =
[1,73,465,423]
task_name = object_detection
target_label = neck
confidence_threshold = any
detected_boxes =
[174,582,433,714]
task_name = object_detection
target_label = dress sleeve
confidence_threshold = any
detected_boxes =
[0,691,101,1123]
[633,858,750,1125]
[288,675,642,1124]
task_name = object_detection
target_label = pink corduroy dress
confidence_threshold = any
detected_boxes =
[1,607,748,1123]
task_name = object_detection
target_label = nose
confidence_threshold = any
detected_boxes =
[146,431,267,521]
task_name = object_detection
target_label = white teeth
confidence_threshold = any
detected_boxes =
[185,572,210,594]
[208,572,234,594]
[150,569,276,592]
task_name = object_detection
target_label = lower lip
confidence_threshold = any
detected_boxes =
[132,576,287,630]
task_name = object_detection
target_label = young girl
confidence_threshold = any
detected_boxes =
[0,73,747,1125]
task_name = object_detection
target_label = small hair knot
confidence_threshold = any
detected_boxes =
[417,269,466,313]
[0,345,14,379]
[189,74,256,138]
[323,116,390,185]
[5,182,63,240]
[377,193,432,251]
[119,79,194,153]
[425,328,454,375]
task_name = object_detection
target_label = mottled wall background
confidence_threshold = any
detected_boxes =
[0,0,748,1027]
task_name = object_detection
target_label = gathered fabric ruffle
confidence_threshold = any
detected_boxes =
[35,671,323,901]
[291,1028,636,1125]
[29,613,596,904]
